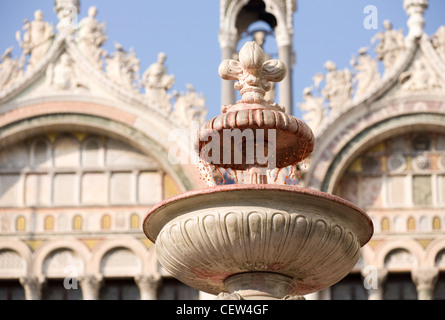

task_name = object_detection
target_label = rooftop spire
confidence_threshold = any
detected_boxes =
[403,0,429,44]
[54,0,80,35]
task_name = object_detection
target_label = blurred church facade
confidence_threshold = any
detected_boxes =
[0,0,445,300]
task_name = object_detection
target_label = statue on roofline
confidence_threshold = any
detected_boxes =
[372,20,405,74]
[298,87,326,135]
[432,26,445,63]
[16,10,55,71]
[0,47,24,90]
[105,43,140,91]
[76,6,107,69]
[141,52,175,112]
[172,84,207,128]
[321,60,353,113]
[350,47,381,100]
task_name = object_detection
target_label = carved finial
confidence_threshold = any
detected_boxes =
[54,0,80,35]
[403,0,429,43]
[218,41,286,105]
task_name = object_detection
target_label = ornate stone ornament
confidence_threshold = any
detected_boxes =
[350,47,381,100]
[141,52,175,113]
[15,10,55,70]
[298,87,325,134]
[219,41,286,108]
[76,6,107,69]
[105,43,140,91]
[0,47,24,90]
[372,20,405,74]
[46,52,85,91]
[321,60,353,113]
[432,26,445,62]
[172,84,207,128]
[399,57,442,92]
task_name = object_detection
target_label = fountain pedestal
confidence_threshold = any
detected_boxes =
[143,41,374,300]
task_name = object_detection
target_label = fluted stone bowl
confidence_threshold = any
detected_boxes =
[143,184,373,297]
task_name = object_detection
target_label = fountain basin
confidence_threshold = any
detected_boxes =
[143,184,373,298]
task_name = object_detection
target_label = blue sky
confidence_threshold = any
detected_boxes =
[0,0,444,120]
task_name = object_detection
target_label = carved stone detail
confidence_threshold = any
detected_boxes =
[372,20,405,74]
[105,43,140,91]
[411,267,439,300]
[141,52,175,113]
[432,26,445,62]
[0,47,24,90]
[218,41,286,107]
[19,275,46,300]
[79,274,103,300]
[403,0,429,42]
[299,87,326,134]
[76,6,107,69]
[399,57,442,91]
[15,10,55,71]
[55,0,80,36]
[172,84,207,127]
[134,273,162,300]
[350,47,381,100]
[46,52,85,90]
[321,61,353,113]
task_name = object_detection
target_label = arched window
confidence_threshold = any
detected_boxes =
[381,217,390,231]
[101,215,111,230]
[54,134,80,167]
[433,216,441,230]
[130,213,139,229]
[44,216,54,231]
[31,139,50,167]
[82,138,102,167]
[407,217,416,230]
[16,216,26,231]
[73,215,82,231]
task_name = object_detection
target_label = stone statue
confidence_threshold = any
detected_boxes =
[76,6,107,69]
[253,30,275,104]
[399,59,441,92]
[16,10,55,70]
[172,84,207,127]
[141,52,175,112]
[46,52,83,90]
[0,47,24,90]
[321,60,352,113]
[350,47,381,99]
[105,43,140,90]
[432,26,445,63]
[372,20,405,74]
[298,87,326,134]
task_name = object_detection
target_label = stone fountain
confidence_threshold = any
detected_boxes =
[143,41,374,300]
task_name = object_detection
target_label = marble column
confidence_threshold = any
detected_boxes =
[219,29,238,107]
[79,274,103,300]
[20,275,46,300]
[134,273,161,300]
[362,267,388,300]
[276,26,294,115]
[411,267,439,300]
